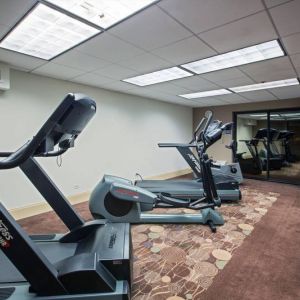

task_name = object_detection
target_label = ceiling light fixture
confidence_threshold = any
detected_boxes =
[250,114,267,117]
[181,40,284,74]
[123,67,193,86]
[230,78,299,93]
[46,0,158,29]
[179,89,231,99]
[0,3,100,60]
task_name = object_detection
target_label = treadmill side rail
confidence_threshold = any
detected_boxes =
[0,203,66,296]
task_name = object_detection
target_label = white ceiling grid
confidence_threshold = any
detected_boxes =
[0,0,299,107]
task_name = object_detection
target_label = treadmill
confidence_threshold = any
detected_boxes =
[237,138,263,175]
[0,94,131,299]
[136,115,241,202]
[254,128,283,170]
[157,119,243,184]
[278,130,296,163]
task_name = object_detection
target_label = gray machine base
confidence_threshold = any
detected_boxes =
[0,281,129,300]
[139,208,224,225]
[212,162,243,184]
[136,179,241,202]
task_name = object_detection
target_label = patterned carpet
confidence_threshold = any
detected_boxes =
[131,187,279,300]
[18,181,283,299]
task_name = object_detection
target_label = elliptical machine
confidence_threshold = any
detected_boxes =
[89,111,224,232]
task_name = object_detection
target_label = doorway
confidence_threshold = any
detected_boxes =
[234,109,300,185]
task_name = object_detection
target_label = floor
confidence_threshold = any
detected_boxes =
[18,179,300,300]
[244,162,300,185]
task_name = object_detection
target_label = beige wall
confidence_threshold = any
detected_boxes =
[193,98,300,162]
[0,69,193,209]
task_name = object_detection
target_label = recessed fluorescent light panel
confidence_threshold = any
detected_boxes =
[180,89,231,99]
[123,67,193,86]
[46,0,158,29]
[230,78,299,93]
[0,3,100,60]
[181,40,284,74]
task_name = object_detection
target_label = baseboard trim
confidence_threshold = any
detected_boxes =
[10,168,191,220]
[10,192,90,220]
[145,168,191,180]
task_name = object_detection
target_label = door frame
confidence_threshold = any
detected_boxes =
[233,107,300,185]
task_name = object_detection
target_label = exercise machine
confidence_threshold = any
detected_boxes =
[0,94,132,299]
[89,111,225,232]
[278,130,296,163]
[134,116,241,202]
[255,128,283,170]
[158,119,243,184]
[237,138,263,175]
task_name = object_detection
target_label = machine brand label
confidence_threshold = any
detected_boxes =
[187,154,201,172]
[0,220,13,248]
[115,188,139,198]
[109,232,117,249]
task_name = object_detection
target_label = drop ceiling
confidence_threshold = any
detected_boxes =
[0,0,300,107]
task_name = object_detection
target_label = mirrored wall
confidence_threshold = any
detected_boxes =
[234,109,300,185]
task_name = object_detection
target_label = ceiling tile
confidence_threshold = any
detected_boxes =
[109,5,192,51]
[282,32,300,55]
[201,68,251,83]
[118,53,172,73]
[152,36,216,65]
[158,0,264,34]
[269,85,300,99]
[264,0,291,8]
[76,33,145,63]
[52,50,110,72]
[0,24,9,39]
[216,94,249,103]
[157,95,197,107]
[194,98,226,106]
[172,76,220,91]
[240,90,278,101]
[94,64,139,80]
[72,72,114,88]
[159,95,195,107]
[199,12,277,53]
[217,76,255,88]
[128,87,169,100]
[270,0,300,36]
[32,62,84,80]
[239,56,297,82]
[0,0,35,27]
[97,81,136,93]
[145,82,192,95]
[0,48,45,71]
[290,53,300,68]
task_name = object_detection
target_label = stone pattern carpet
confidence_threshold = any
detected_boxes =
[18,179,300,300]
[131,186,279,300]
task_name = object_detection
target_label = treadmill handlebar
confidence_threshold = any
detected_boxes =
[194,117,206,141]
[0,141,34,170]
[158,143,196,148]
[0,93,96,170]
[203,110,213,136]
